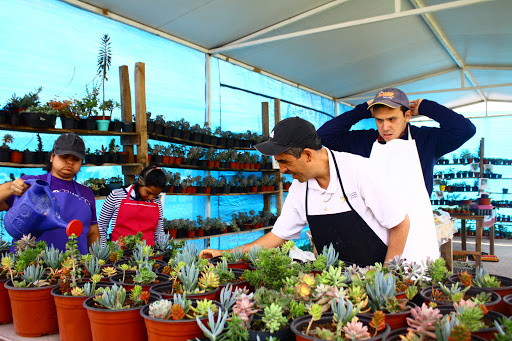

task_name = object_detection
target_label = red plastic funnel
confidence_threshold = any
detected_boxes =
[66,219,83,237]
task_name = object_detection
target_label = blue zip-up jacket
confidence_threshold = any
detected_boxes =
[317,100,476,196]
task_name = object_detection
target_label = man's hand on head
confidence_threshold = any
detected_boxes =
[409,99,424,116]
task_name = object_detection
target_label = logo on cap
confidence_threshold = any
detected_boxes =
[377,91,396,99]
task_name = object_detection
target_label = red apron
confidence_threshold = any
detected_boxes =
[111,186,160,245]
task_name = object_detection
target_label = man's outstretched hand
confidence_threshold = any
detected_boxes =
[198,249,224,259]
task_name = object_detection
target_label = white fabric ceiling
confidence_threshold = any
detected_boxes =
[65,0,512,109]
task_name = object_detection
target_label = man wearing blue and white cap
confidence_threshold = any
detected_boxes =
[317,88,476,196]
[318,88,475,262]
[200,117,412,266]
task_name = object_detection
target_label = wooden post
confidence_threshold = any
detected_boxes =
[134,62,148,169]
[119,65,136,184]
[274,99,283,216]
[262,102,271,212]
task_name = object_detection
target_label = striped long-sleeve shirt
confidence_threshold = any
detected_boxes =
[98,185,164,245]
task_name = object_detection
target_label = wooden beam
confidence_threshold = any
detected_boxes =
[119,65,136,184]
[275,99,283,216]
[134,62,148,168]
[262,102,271,212]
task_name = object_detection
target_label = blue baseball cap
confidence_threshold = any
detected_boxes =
[368,88,410,110]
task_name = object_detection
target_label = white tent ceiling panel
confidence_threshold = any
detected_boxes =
[72,0,512,108]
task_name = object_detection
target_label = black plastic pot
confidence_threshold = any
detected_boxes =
[60,116,77,129]
[121,122,134,132]
[109,121,123,132]
[22,112,56,128]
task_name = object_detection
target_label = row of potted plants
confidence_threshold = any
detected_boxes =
[2,232,512,340]
[146,116,268,149]
[148,144,274,170]
[163,210,278,239]
[164,172,283,195]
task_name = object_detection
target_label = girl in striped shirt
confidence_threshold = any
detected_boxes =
[98,165,166,246]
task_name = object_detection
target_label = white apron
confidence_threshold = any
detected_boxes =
[369,127,439,264]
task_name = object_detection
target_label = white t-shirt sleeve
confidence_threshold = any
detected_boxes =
[358,157,407,229]
[271,181,308,240]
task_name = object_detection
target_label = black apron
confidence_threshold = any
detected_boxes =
[306,150,388,267]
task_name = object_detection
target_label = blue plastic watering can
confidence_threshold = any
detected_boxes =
[4,179,83,240]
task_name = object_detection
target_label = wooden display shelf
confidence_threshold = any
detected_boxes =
[148,132,252,150]
[160,163,275,172]
[175,225,273,241]
[0,123,138,136]
[0,162,142,168]
[166,190,280,196]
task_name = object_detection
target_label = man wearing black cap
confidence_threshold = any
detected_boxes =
[200,117,411,266]
[0,133,100,254]
[317,88,476,196]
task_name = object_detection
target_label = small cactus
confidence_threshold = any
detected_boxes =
[170,303,186,320]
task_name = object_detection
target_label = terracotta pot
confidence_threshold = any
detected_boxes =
[0,278,12,324]
[84,293,160,341]
[207,160,215,168]
[162,155,170,164]
[175,157,182,165]
[141,300,219,341]
[214,161,220,167]
[150,282,219,301]
[51,283,113,341]
[228,260,251,270]
[358,303,415,330]
[167,229,177,239]
[448,273,512,315]
[204,187,211,194]
[186,230,195,238]
[291,313,390,341]
[196,229,205,237]
[419,285,501,311]
[9,151,23,163]
[5,280,59,337]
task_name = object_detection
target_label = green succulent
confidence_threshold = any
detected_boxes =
[261,303,287,333]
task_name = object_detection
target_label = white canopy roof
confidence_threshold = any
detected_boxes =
[64,0,512,108]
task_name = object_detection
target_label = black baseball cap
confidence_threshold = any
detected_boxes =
[255,117,321,156]
[53,133,85,159]
[368,87,410,110]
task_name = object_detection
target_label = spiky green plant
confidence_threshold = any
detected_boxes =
[320,243,339,269]
[493,317,512,341]
[472,266,501,288]
[93,284,127,310]
[435,313,460,341]
[188,299,218,319]
[89,240,110,261]
[196,307,229,341]
[366,269,396,311]
[439,283,470,303]
[318,265,349,288]
[97,33,112,118]
[15,264,49,287]
[84,255,101,276]
[178,262,200,293]
[225,313,249,341]
[305,304,322,335]
[133,264,157,284]
[453,299,484,332]
[218,284,238,312]
[261,303,287,333]
[247,245,263,265]
[427,258,449,284]
[41,245,63,271]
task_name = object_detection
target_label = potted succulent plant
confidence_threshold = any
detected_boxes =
[83,283,160,341]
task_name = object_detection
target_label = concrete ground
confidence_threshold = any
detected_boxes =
[452,235,512,277]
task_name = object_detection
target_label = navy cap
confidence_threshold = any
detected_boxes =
[368,87,410,110]
[53,133,85,159]
[254,117,321,156]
